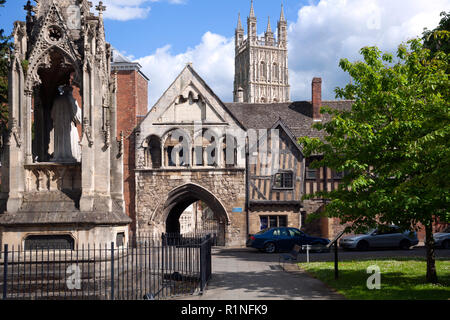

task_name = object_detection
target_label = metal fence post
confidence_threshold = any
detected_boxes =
[111,242,115,300]
[334,241,339,280]
[3,244,8,300]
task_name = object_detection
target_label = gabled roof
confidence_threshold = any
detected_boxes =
[247,117,305,157]
[225,100,353,139]
[138,64,246,131]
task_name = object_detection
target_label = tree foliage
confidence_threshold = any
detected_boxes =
[423,11,450,56]
[299,36,449,282]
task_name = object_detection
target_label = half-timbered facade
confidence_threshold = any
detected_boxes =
[227,93,354,238]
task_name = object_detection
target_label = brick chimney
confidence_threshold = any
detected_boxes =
[312,77,322,121]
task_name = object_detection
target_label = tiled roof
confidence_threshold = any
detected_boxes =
[225,100,353,139]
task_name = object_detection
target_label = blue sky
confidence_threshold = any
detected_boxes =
[1,0,449,106]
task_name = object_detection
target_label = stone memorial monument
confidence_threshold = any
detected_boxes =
[0,0,131,249]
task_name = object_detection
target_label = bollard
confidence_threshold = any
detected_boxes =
[306,245,311,263]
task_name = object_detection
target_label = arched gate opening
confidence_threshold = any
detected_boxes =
[162,184,228,246]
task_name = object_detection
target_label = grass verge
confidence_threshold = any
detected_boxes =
[298,258,450,300]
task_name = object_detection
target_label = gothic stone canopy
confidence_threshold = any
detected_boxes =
[0,0,130,248]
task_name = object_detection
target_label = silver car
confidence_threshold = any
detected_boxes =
[339,226,419,250]
[433,226,450,249]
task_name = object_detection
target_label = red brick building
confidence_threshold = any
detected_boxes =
[111,50,149,238]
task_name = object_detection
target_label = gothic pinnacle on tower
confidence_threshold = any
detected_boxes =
[247,0,257,43]
[250,0,255,18]
[278,3,287,47]
[280,3,286,22]
[266,16,272,33]
[265,16,274,45]
[235,12,244,47]
[237,12,243,31]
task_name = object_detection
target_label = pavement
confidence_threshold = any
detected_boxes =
[187,247,345,300]
[185,246,450,300]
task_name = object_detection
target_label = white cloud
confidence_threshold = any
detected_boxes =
[136,32,234,107]
[133,0,449,107]
[288,0,450,100]
[91,0,185,21]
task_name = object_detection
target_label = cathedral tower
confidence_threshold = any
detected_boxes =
[234,2,290,103]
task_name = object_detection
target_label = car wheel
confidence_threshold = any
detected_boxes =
[264,242,276,253]
[399,239,411,250]
[442,240,450,250]
[356,240,369,251]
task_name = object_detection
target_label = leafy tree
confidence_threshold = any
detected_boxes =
[423,11,450,55]
[0,0,12,143]
[299,36,449,283]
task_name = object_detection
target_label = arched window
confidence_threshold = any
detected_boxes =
[144,135,161,168]
[273,63,279,80]
[260,61,266,80]
[222,135,238,167]
[193,129,219,167]
[163,129,190,167]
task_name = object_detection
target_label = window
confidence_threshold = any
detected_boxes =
[116,232,125,247]
[146,135,161,169]
[306,168,316,179]
[193,146,204,166]
[260,61,266,80]
[333,171,344,179]
[273,63,279,80]
[273,171,294,189]
[260,215,287,230]
[272,228,289,237]
[288,228,304,237]
[166,146,175,167]
[24,235,75,250]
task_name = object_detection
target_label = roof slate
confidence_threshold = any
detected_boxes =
[225,100,353,139]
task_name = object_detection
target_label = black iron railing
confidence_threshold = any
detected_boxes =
[0,234,213,300]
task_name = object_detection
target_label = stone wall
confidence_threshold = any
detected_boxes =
[248,205,301,235]
[135,168,246,247]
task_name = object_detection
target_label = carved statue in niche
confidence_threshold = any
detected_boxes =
[50,84,81,162]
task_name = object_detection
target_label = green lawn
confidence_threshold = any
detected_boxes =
[298,258,450,300]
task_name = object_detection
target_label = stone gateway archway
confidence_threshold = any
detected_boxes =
[135,170,246,247]
[134,65,248,247]
[162,184,229,245]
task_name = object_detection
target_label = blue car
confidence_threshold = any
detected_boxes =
[246,227,330,253]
